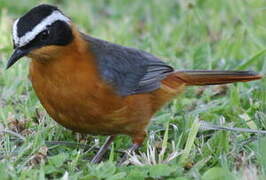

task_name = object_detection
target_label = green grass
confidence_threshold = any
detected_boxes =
[0,0,265,179]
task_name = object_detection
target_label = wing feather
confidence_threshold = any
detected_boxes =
[83,34,174,96]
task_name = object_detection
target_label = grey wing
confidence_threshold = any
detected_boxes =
[84,35,174,96]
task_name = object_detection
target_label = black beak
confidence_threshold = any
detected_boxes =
[6,48,28,69]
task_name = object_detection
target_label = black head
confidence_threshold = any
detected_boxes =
[7,4,74,69]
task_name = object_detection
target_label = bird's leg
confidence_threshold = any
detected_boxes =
[118,143,141,165]
[118,133,146,165]
[91,135,116,163]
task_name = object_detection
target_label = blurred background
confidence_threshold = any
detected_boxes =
[0,0,265,179]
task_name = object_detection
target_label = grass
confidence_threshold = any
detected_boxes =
[0,0,265,179]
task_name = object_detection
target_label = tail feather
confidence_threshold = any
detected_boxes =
[173,70,262,86]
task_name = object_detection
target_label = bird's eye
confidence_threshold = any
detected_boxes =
[40,29,49,41]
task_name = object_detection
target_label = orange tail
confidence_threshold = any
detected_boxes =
[172,70,262,86]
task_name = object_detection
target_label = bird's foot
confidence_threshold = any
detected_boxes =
[117,143,140,166]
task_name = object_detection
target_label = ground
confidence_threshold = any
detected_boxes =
[0,0,265,179]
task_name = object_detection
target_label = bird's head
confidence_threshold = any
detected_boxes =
[7,4,74,69]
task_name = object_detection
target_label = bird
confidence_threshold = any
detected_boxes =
[7,4,262,164]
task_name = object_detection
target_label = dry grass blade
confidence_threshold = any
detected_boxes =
[125,140,182,166]
[199,121,266,134]
[0,129,26,141]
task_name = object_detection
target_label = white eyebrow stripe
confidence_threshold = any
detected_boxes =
[12,19,19,47]
[13,10,71,47]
